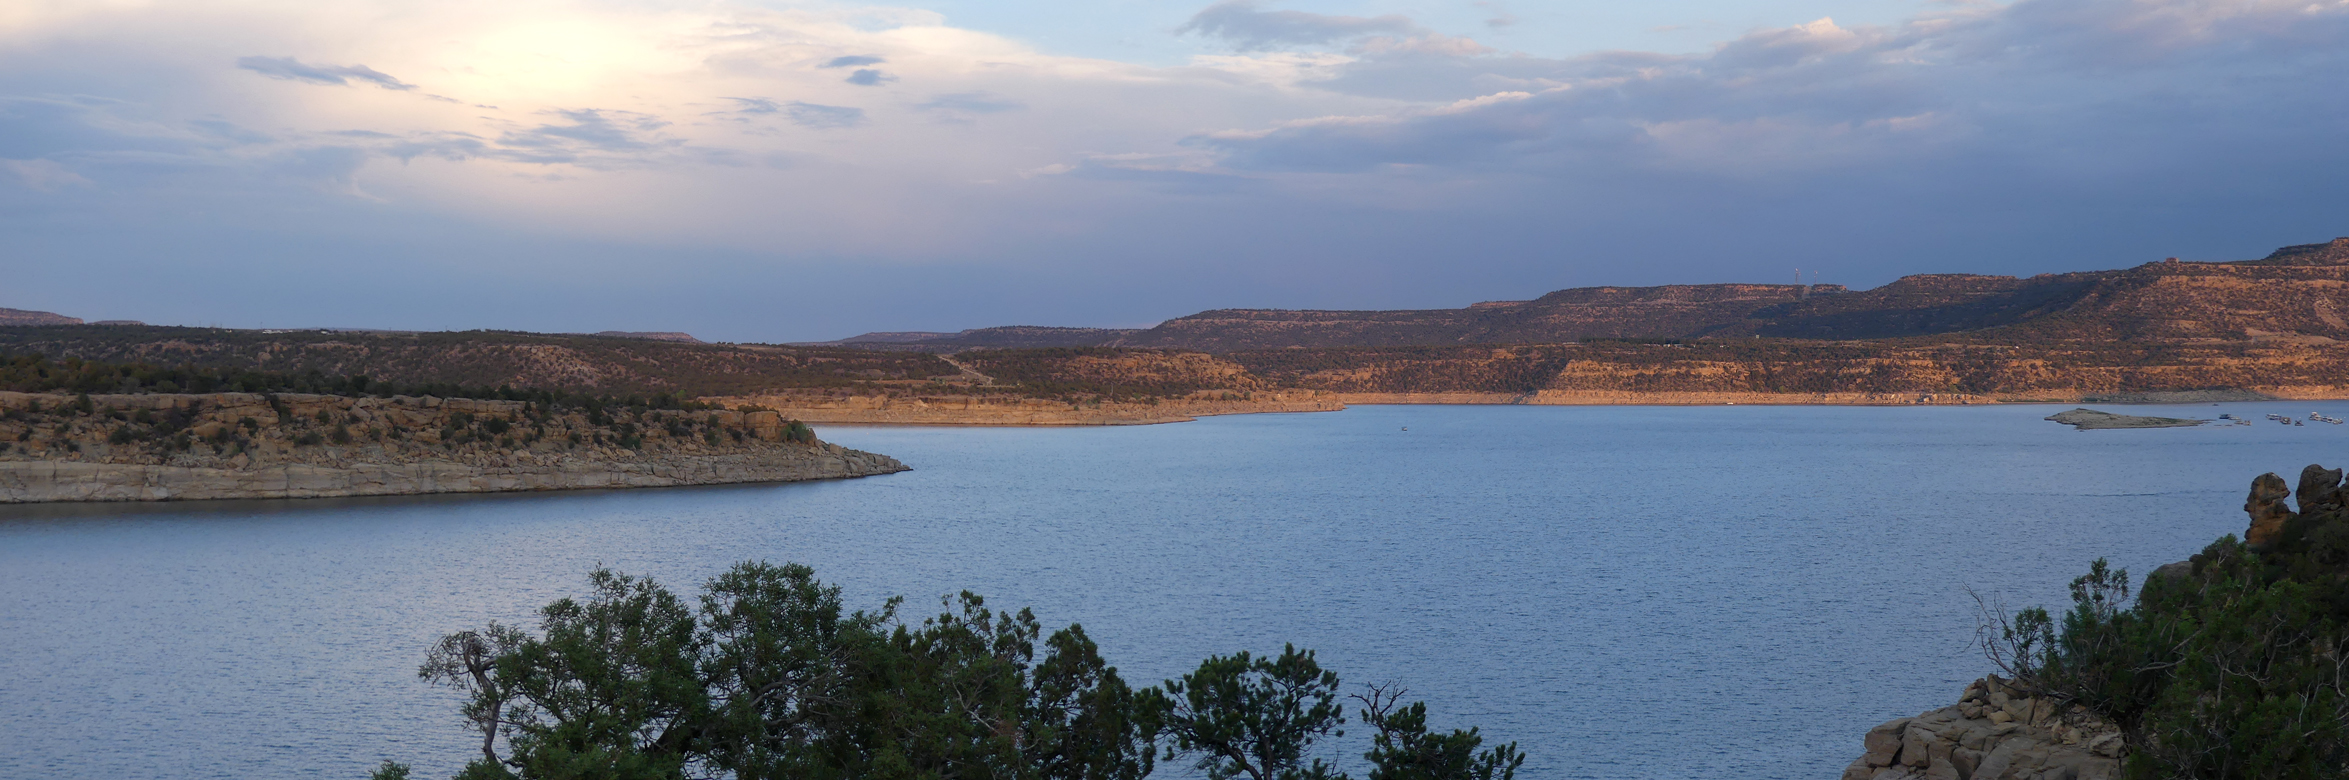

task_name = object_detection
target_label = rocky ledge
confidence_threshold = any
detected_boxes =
[1846,676,2123,780]
[0,392,907,502]
[2043,408,2204,430]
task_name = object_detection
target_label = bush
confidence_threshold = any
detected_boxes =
[1982,470,2349,779]
[409,563,1523,780]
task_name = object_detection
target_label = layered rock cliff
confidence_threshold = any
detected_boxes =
[821,237,2349,350]
[0,391,906,502]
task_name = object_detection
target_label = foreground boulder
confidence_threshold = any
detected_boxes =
[1844,676,2120,780]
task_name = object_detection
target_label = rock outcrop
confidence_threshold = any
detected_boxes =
[2043,408,2205,430]
[0,392,906,502]
[1845,676,2123,780]
[2246,472,2299,551]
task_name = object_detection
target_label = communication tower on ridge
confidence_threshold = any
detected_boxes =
[1796,268,1808,300]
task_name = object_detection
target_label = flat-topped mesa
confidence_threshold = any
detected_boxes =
[0,391,906,502]
[833,234,2349,350]
[2240,236,2349,266]
[0,307,81,327]
[1528,282,1837,305]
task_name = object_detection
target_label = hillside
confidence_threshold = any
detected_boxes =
[0,326,958,397]
[831,238,2349,350]
[0,390,904,502]
[0,308,82,327]
[7,236,2349,419]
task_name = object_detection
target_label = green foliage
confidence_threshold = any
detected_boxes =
[782,421,816,444]
[369,761,414,780]
[1156,645,1346,780]
[1986,544,2349,779]
[409,563,1520,780]
[1353,686,1523,780]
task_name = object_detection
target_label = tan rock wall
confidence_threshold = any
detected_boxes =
[1334,391,1996,406]
[711,392,1344,426]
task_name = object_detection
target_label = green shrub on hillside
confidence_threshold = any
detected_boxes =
[1983,472,2349,779]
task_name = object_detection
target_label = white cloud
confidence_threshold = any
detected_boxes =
[1,158,92,190]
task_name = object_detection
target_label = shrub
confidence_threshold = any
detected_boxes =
[409,563,1522,780]
[1982,470,2349,779]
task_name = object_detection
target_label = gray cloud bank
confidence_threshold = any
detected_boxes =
[1179,0,1424,50]
[236,56,414,90]
[3,0,2349,341]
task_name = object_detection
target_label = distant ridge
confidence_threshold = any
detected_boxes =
[821,237,2349,351]
[592,331,702,344]
[0,308,81,327]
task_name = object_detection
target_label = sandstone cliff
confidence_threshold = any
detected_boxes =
[824,237,2349,350]
[710,390,1343,426]
[0,392,906,502]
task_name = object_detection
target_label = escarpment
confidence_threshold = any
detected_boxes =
[0,391,905,502]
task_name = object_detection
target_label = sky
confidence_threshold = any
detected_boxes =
[3,0,2347,342]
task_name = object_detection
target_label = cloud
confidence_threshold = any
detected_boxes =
[1,158,94,191]
[1190,2,2349,180]
[235,56,414,90]
[820,55,885,68]
[723,96,779,115]
[785,101,864,128]
[844,68,895,86]
[1178,0,1424,50]
[918,92,1023,114]
[189,118,274,145]
[1476,2,1519,29]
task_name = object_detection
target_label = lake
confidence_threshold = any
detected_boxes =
[3,403,2341,779]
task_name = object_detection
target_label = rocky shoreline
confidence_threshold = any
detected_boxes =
[2043,408,2206,429]
[0,392,907,503]
[710,391,1344,426]
[1845,676,2123,780]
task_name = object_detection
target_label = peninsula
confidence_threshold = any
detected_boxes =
[0,390,905,503]
[2042,408,2206,430]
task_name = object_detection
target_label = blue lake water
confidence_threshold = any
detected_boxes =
[4,403,2346,779]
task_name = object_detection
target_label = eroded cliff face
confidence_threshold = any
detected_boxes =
[709,390,1342,426]
[0,392,906,502]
